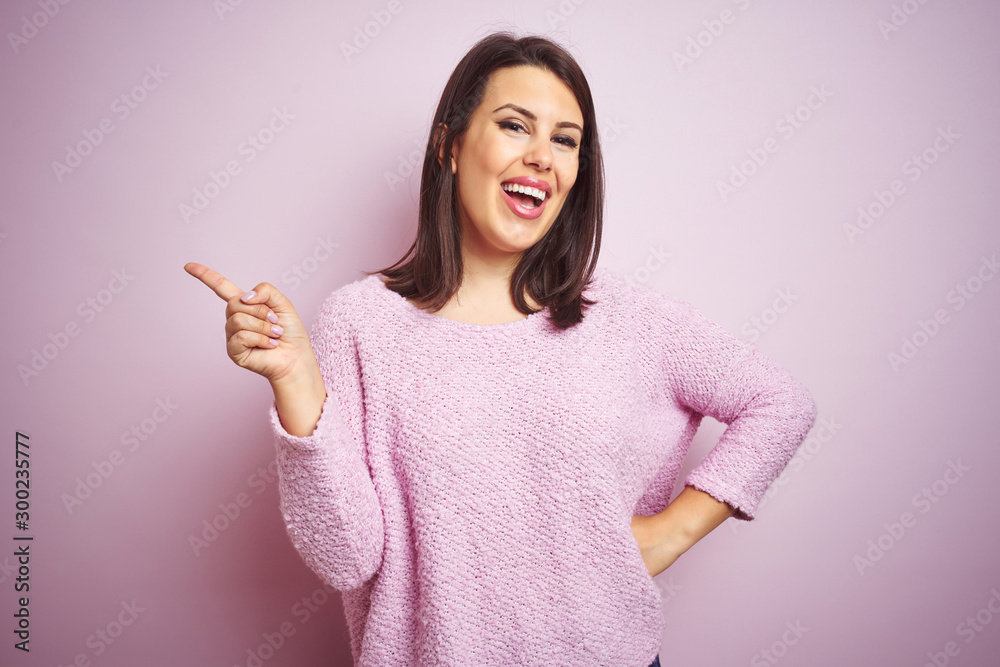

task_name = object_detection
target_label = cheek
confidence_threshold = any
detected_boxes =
[463,152,499,193]
[557,154,580,189]
[456,162,484,202]
[558,169,579,200]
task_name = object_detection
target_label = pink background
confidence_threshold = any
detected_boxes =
[3,1,999,665]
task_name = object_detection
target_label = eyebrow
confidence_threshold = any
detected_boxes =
[492,103,583,133]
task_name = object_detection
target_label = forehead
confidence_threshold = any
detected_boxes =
[480,65,583,125]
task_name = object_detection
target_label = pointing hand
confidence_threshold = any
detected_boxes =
[184,262,319,386]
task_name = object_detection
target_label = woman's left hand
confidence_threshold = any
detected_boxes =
[630,514,680,578]
[630,486,737,578]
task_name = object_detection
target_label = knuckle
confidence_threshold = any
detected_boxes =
[230,331,254,356]
[232,312,258,332]
[259,282,283,299]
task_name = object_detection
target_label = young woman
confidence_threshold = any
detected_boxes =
[186,31,816,667]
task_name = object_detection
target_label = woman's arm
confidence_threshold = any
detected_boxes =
[185,263,384,590]
[623,284,816,576]
[631,486,735,578]
[267,288,386,592]
[657,298,817,523]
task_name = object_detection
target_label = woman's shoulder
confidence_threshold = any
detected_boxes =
[587,265,698,324]
[311,273,389,324]
[590,267,750,369]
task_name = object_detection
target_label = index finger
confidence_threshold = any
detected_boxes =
[184,262,245,302]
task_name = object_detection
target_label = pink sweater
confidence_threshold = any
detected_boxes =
[268,266,817,666]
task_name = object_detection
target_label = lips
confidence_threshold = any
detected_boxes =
[500,177,551,220]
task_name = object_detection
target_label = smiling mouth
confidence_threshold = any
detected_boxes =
[501,182,547,209]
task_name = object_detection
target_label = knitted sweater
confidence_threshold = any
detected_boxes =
[268,265,817,666]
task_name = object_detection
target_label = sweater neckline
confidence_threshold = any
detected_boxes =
[370,275,552,333]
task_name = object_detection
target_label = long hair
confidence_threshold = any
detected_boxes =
[368,31,604,330]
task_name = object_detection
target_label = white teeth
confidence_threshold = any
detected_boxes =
[503,183,547,202]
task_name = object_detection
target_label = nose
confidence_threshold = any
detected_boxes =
[523,134,553,171]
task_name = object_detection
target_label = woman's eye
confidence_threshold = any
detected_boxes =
[498,120,525,132]
[499,121,578,149]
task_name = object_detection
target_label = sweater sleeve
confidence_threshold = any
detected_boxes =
[657,296,818,521]
[268,286,385,590]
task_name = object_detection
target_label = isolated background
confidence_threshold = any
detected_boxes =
[3,1,999,665]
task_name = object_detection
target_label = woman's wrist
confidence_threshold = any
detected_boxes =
[270,363,327,438]
[632,486,736,577]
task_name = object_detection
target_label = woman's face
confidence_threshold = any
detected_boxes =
[447,65,584,264]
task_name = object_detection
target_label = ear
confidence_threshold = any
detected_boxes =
[434,123,457,173]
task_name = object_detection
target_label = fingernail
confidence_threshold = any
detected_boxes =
[267,311,278,324]
[270,339,279,347]
[271,325,284,336]
[241,291,256,302]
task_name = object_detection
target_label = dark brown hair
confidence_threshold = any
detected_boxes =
[368,31,604,330]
